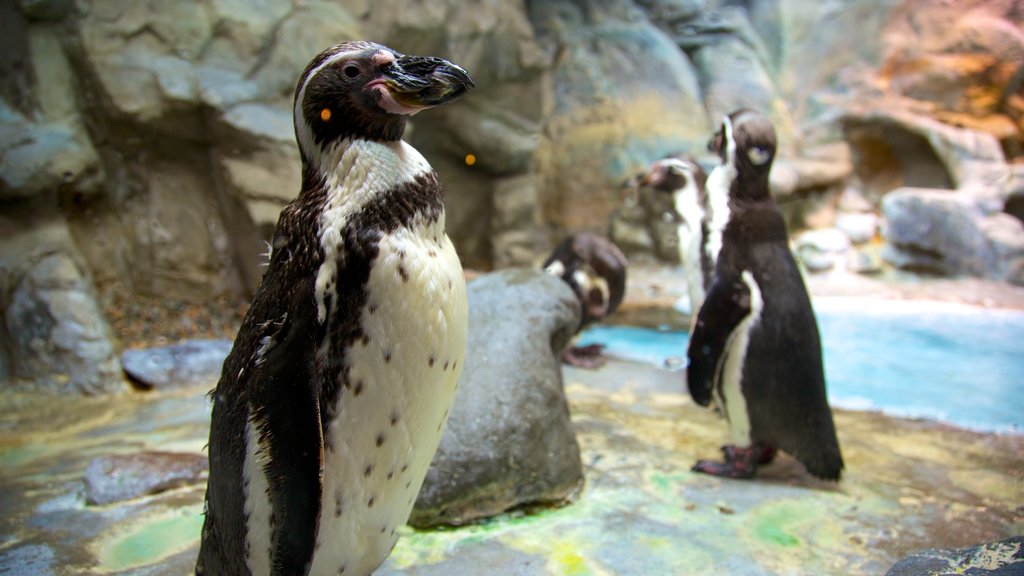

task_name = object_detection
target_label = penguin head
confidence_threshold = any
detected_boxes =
[542,233,628,329]
[708,109,776,200]
[641,156,707,197]
[293,41,475,164]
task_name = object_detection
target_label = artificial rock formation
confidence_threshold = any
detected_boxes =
[3,0,1023,392]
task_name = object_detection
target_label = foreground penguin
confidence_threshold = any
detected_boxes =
[687,109,843,481]
[196,42,474,575]
[542,233,628,367]
[641,155,712,314]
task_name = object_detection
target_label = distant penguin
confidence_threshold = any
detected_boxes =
[542,232,628,368]
[196,41,474,576]
[687,109,843,481]
[641,155,713,314]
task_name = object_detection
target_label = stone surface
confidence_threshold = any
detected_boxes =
[0,204,122,394]
[835,211,879,245]
[411,270,585,527]
[84,452,208,506]
[795,228,852,273]
[882,187,1024,283]
[885,536,1024,576]
[4,0,1024,394]
[121,339,232,390]
[0,311,1021,574]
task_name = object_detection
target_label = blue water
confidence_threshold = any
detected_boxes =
[577,298,1024,433]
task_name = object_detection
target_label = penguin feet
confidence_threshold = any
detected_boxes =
[692,444,776,479]
[561,343,608,369]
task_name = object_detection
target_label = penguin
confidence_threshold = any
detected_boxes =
[686,109,843,481]
[640,155,712,314]
[542,232,628,368]
[196,41,474,576]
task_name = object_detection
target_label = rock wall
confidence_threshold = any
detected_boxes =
[1,0,1022,392]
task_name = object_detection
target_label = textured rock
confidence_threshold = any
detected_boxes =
[880,187,1024,280]
[121,339,232,390]
[795,228,852,273]
[411,270,584,527]
[531,0,710,232]
[83,451,208,506]
[885,536,1024,576]
[835,211,879,245]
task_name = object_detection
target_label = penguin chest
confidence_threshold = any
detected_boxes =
[310,220,468,575]
[715,270,763,447]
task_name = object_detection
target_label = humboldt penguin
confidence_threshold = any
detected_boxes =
[687,109,843,481]
[542,232,628,368]
[196,41,474,576]
[641,155,712,314]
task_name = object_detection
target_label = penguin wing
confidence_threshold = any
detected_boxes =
[586,239,628,315]
[686,276,752,406]
[250,276,324,574]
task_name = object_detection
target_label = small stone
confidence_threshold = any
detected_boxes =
[84,452,208,506]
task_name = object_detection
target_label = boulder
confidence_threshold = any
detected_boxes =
[83,451,208,506]
[121,339,232,390]
[835,211,879,245]
[885,536,1024,576]
[881,187,1024,283]
[795,228,851,273]
[411,270,584,527]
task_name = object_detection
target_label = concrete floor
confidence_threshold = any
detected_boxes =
[1,353,1021,575]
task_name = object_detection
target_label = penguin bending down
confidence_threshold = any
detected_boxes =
[542,233,628,368]
[687,109,843,481]
[196,42,474,576]
[640,156,712,314]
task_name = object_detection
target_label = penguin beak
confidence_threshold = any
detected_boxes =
[371,55,475,115]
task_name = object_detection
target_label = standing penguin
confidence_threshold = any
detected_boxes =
[640,156,712,314]
[542,232,628,367]
[687,109,843,481]
[196,42,474,576]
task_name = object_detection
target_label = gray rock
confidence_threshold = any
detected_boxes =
[835,211,879,244]
[121,339,232,390]
[410,270,584,527]
[880,186,1024,283]
[0,101,101,201]
[795,228,851,273]
[83,452,208,506]
[885,536,1024,576]
[3,251,122,394]
[882,188,988,276]
[979,213,1024,286]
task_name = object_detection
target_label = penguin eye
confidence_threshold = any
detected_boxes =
[342,64,361,78]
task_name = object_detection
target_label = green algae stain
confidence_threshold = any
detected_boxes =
[552,542,591,576]
[748,502,808,548]
[97,505,203,572]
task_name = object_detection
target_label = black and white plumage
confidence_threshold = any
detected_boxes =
[542,233,628,368]
[641,155,712,314]
[687,109,843,481]
[196,41,474,576]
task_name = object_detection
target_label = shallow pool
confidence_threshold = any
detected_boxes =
[577,298,1024,433]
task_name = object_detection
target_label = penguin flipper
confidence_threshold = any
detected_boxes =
[251,280,324,575]
[687,276,752,406]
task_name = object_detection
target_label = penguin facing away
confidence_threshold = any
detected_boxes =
[196,41,474,576]
[542,233,628,368]
[687,109,843,481]
[640,155,712,314]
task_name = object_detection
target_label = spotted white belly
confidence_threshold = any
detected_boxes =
[308,216,468,576]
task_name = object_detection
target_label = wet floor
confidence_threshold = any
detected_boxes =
[1,358,1022,575]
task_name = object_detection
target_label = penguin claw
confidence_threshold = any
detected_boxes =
[691,444,775,479]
